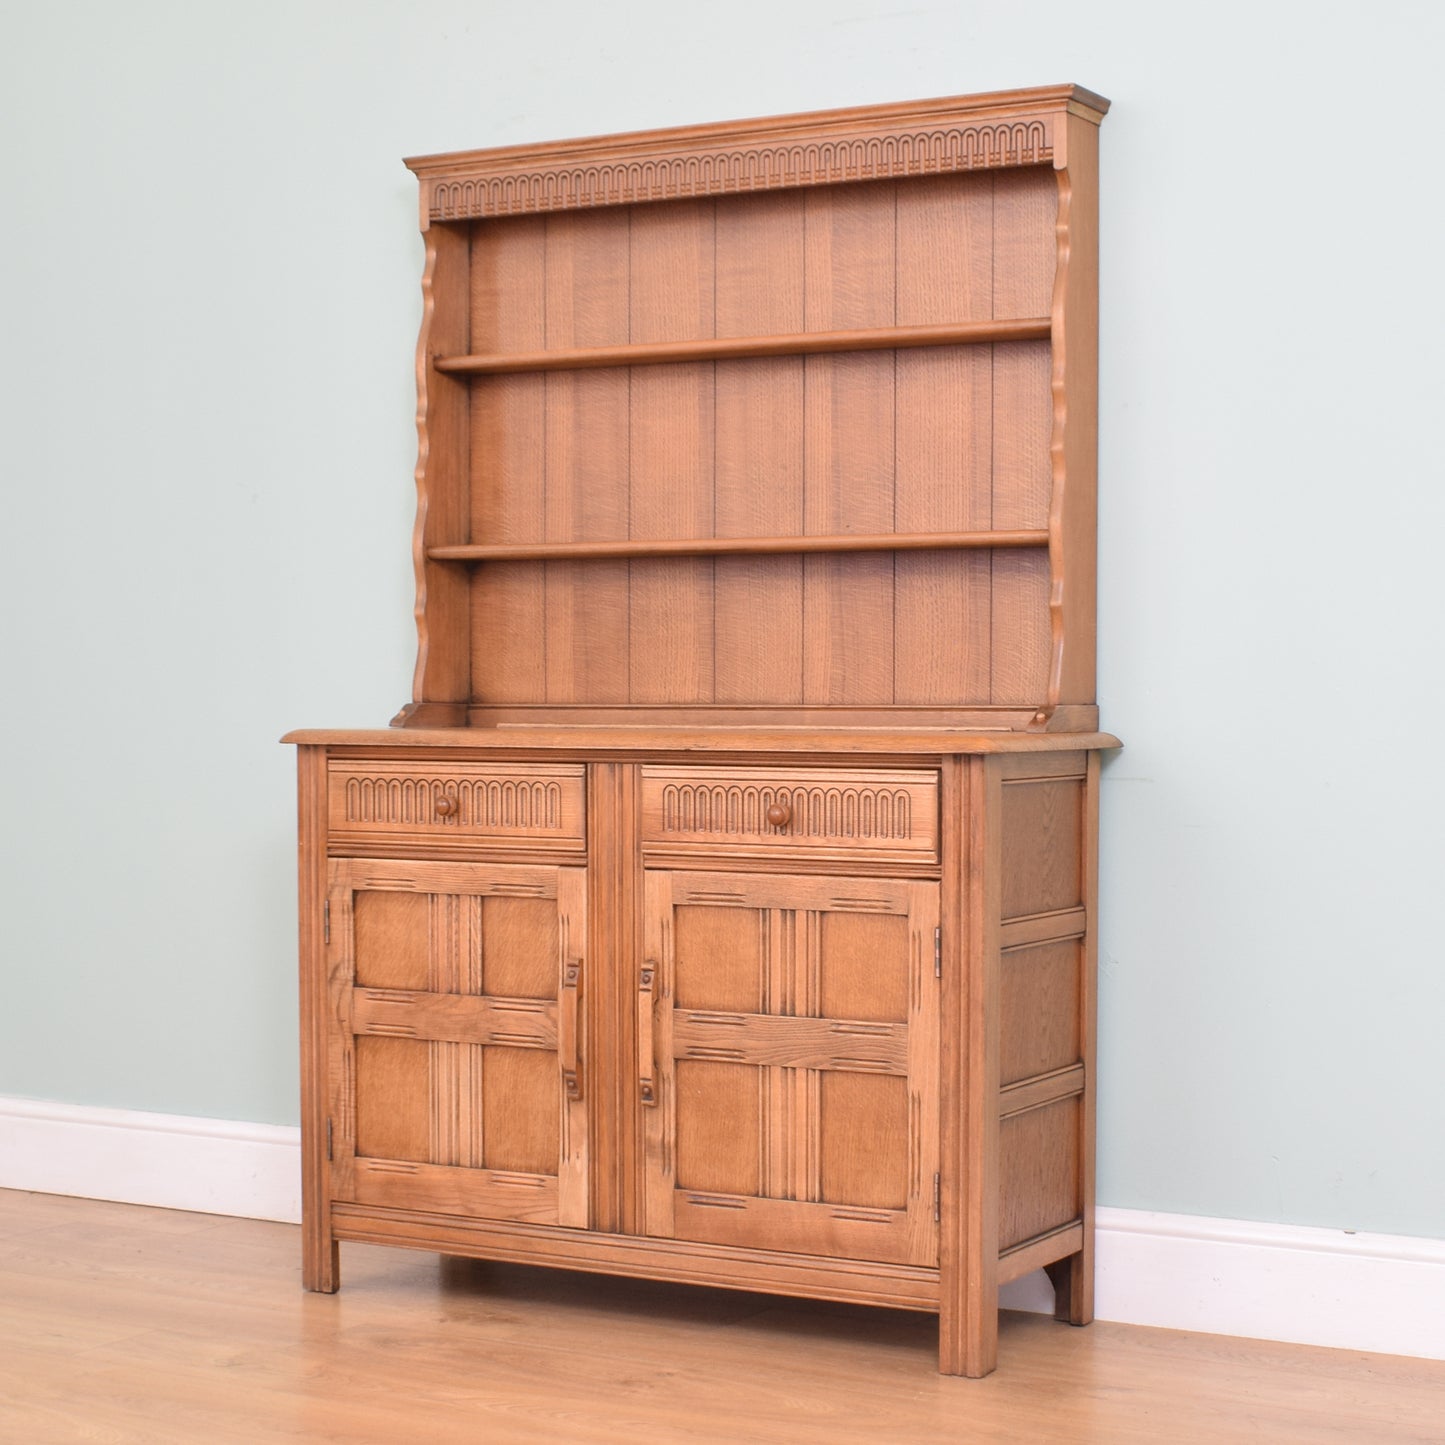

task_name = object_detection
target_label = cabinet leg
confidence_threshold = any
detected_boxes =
[303,1230,339,1294]
[938,1294,998,1377]
[1045,1248,1093,1326]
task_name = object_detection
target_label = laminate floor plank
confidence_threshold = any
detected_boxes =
[1,1190,1440,1444]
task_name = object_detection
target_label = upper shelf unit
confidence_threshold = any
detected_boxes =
[397,85,1107,733]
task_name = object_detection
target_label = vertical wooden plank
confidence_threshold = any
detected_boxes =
[990,163,1054,530]
[470,217,546,701]
[586,763,630,1234]
[629,200,717,703]
[767,907,793,1201]
[297,747,337,1292]
[428,895,464,1168]
[992,165,1059,706]
[412,225,472,709]
[906,882,942,1267]
[969,757,1003,1373]
[325,865,358,1211]
[894,175,994,704]
[556,865,590,1228]
[641,870,676,1239]
[803,183,896,705]
[713,193,805,703]
[940,755,1000,1376]
[1047,116,1102,710]
[544,210,631,702]
[1050,750,1101,1322]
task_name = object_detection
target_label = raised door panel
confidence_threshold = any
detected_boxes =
[327,859,587,1228]
[641,871,939,1267]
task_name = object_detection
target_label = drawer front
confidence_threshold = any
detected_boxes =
[328,761,585,852]
[640,766,939,864]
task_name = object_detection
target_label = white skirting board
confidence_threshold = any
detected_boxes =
[2,1095,1441,1362]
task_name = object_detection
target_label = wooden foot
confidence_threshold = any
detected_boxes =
[938,1296,998,1377]
[1045,1250,1093,1326]
[303,1234,339,1294]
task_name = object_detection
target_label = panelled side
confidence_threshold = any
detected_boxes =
[994,750,1094,1313]
[409,224,472,717]
[1043,115,1100,716]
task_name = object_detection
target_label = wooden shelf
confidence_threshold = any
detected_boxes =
[426,530,1050,563]
[433,318,1051,376]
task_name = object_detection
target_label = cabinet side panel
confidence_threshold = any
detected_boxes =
[999,937,1083,1085]
[628,200,717,703]
[999,776,1085,919]
[714,193,806,702]
[894,175,994,703]
[999,1098,1081,1250]
[469,216,547,702]
[542,211,631,702]
[803,183,896,705]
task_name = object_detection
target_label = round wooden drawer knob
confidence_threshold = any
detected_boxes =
[765,801,792,828]
[434,795,458,817]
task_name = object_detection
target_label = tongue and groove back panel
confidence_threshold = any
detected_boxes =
[436,176,1059,714]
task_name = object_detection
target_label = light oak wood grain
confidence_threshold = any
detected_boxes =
[293,85,1118,1378]
[433,316,1052,373]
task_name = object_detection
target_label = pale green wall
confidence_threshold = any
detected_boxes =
[3,1,1441,1239]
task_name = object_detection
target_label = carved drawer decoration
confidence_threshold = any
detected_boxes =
[328,761,585,853]
[640,766,939,865]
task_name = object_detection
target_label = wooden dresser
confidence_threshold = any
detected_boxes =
[286,83,1116,1377]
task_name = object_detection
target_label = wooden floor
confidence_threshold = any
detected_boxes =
[2,1190,1440,1444]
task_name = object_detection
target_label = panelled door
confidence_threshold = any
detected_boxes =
[327,858,588,1227]
[640,871,940,1266]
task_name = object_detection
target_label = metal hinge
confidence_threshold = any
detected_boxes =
[323,900,330,945]
[933,1172,941,1222]
[934,925,942,979]
[326,1118,333,1162]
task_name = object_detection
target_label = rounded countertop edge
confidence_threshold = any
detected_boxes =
[281,726,1122,755]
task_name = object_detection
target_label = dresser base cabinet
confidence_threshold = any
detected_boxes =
[292,740,1107,1377]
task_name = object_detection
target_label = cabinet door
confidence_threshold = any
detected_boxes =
[327,859,588,1227]
[641,871,939,1266]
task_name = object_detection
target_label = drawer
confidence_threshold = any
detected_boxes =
[640,766,939,865]
[327,761,585,853]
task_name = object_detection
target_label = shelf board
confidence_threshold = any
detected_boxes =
[432,318,1051,376]
[427,530,1050,563]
